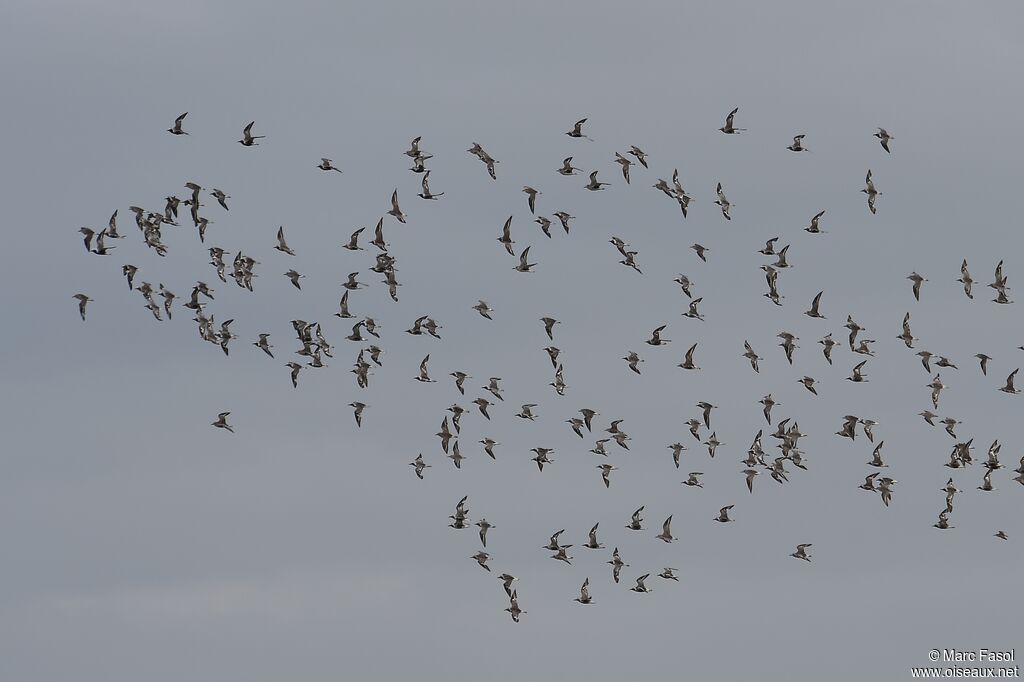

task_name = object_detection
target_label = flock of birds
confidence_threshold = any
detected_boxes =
[72,109,1022,623]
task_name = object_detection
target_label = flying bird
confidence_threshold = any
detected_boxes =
[656,515,675,543]
[790,544,812,562]
[476,519,494,547]
[238,121,265,146]
[566,118,592,140]
[317,158,342,173]
[211,412,234,433]
[623,351,643,375]
[584,523,604,549]
[682,471,703,488]
[646,325,671,346]
[523,186,540,214]
[553,211,574,234]
[505,591,524,623]
[907,272,927,301]
[499,574,517,597]
[574,578,593,605]
[999,369,1020,394]
[630,574,652,593]
[742,469,759,494]
[608,547,628,583]
[286,361,302,388]
[418,170,443,199]
[805,210,826,234]
[472,300,494,320]
[557,156,581,175]
[629,146,649,167]
[415,355,435,383]
[787,134,807,152]
[468,143,499,180]
[349,402,366,427]
[805,291,826,319]
[678,343,700,370]
[585,171,609,191]
[862,170,881,214]
[388,189,406,223]
[515,246,536,273]
[72,293,92,320]
[958,260,974,299]
[471,552,491,572]
[168,112,189,135]
[626,506,645,531]
[714,182,732,220]
[409,454,430,480]
[976,354,992,376]
[874,127,894,153]
[275,226,295,255]
[720,107,745,134]
[497,216,515,256]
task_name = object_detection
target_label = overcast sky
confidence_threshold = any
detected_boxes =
[2,1,1023,680]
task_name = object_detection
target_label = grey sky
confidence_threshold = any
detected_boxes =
[2,2,1023,680]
